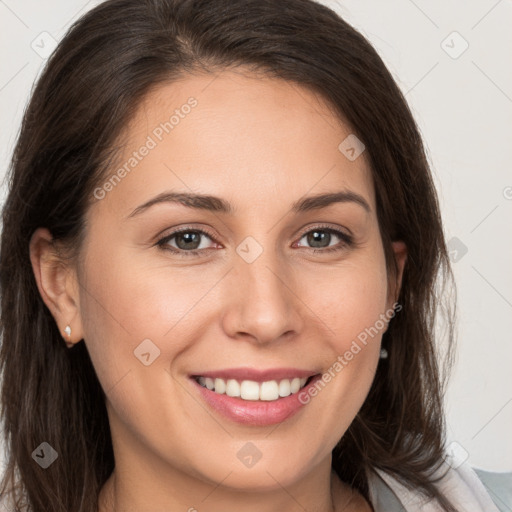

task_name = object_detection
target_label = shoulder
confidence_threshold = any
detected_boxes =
[366,460,501,512]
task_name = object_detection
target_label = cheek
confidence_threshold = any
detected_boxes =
[77,259,193,447]
[76,240,175,390]
[301,250,389,352]
[77,241,232,431]
[79,233,207,345]
[292,247,389,436]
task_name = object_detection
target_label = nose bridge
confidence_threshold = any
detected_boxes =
[222,237,303,344]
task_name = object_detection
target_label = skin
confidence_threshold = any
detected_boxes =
[30,69,406,512]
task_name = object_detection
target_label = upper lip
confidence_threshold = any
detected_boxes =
[190,367,319,383]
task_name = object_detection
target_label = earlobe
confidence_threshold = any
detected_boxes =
[29,227,83,347]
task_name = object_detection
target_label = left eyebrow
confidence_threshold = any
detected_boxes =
[292,191,371,213]
[126,189,371,219]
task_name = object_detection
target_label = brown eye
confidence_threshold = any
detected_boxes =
[157,228,218,255]
[305,230,332,248]
[174,231,202,250]
[296,227,352,252]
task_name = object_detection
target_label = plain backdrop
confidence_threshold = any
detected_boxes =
[1,0,511,473]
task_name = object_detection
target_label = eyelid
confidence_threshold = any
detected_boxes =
[295,223,353,240]
[293,224,354,252]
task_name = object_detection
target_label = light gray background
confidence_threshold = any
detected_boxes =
[1,0,511,473]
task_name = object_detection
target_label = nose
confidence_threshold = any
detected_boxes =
[221,250,304,345]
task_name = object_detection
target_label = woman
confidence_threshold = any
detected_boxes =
[0,0,499,511]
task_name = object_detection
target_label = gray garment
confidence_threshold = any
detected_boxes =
[367,471,407,511]
[473,469,512,512]
[366,462,504,512]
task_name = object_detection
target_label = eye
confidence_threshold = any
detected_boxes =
[294,226,353,253]
[156,228,218,255]
[155,224,353,257]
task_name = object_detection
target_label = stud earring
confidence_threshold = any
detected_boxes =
[64,325,71,338]
[380,348,388,359]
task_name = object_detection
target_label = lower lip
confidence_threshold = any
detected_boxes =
[190,375,321,426]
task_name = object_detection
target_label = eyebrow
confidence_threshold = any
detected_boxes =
[126,190,371,219]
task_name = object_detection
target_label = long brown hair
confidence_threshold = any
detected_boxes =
[0,0,457,510]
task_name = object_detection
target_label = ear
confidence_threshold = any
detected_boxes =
[29,227,84,348]
[387,240,407,309]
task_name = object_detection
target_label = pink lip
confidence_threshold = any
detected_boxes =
[189,366,317,383]
[190,373,322,426]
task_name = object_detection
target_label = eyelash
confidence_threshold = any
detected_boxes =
[155,224,354,257]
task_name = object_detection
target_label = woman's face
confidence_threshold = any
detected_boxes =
[42,70,405,503]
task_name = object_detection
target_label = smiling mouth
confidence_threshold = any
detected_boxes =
[192,375,316,402]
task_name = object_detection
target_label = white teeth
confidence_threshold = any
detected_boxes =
[290,377,301,394]
[260,380,279,401]
[214,378,226,394]
[225,379,240,397]
[196,376,311,401]
[278,379,291,397]
[240,380,260,400]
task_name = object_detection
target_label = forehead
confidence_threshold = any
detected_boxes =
[93,69,375,219]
